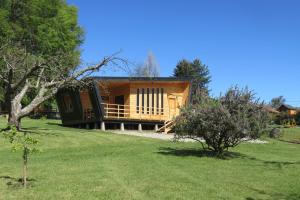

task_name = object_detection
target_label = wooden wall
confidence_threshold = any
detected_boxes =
[129,81,190,121]
[79,90,93,111]
[96,80,190,121]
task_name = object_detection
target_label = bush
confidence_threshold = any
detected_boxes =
[295,112,300,126]
[269,128,282,138]
[274,112,297,127]
[174,87,269,156]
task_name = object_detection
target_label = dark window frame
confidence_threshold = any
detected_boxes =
[161,88,164,115]
[156,88,159,114]
[152,88,155,114]
[147,88,150,114]
[136,88,140,113]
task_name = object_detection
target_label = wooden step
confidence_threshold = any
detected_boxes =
[157,120,175,133]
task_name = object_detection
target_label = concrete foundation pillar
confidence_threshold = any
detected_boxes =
[138,123,142,132]
[101,121,106,131]
[120,123,125,131]
[154,124,159,132]
[86,123,90,129]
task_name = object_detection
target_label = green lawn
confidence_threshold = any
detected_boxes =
[279,127,300,144]
[0,118,300,200]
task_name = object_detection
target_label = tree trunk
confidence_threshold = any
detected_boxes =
[22,143,28,188]
[8,100,22,130]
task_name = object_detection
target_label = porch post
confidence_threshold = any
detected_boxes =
[154,124,159,132]
[120,123,125,131]
[138,123,142,132]
[101,121,106,131]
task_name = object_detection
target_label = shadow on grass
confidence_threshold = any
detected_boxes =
[46,122,63,126]
[278,139,300,144]
[158,147,300,166]
[157,147,244,160]
[20,128,60,137]
[0,175,36,188]
[244,185,300,200]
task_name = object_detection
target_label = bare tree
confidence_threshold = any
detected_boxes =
[0,44,123,130]
[131,51,160,77]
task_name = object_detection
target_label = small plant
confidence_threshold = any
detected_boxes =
[2,126,40,188]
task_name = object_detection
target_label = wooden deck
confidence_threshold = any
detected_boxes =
[101,103,169,121]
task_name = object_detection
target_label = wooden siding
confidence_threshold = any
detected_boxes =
[98,81,190,121]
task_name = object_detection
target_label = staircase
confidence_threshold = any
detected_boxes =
[157,120,175,134]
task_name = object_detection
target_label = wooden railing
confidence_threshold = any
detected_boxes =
[101,103,130,119]
[101,103,169,120]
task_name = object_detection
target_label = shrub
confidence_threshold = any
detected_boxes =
[174,87,269,156]
[269,128,282,138]
[295,112,300,126]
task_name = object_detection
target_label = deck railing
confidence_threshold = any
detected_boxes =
[101,103,169,120]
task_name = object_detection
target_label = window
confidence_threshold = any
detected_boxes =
[136,87,164,116]
[156,88,159,114]
[136,89,140,113]
[142,88,145,114]
[147,88,150,114]
[151,88,155,114]
[161,88,164,115]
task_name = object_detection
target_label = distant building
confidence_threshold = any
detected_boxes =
[263,105,279,114]
[277,104,299,116]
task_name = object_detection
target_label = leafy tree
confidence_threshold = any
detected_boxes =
[0,0,121,129]
[174,59,211,95]
[131,51,160,77]
[174,87,269,156]
[270,96,286,109]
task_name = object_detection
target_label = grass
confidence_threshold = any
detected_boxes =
[279,127,300,144]
[0,118,300,200]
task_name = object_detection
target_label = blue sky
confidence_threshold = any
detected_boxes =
[68,0,300,106]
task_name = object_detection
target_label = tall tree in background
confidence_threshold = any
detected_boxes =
[132,51,160,77]
[270,96,286,108]
[174,59,211,97]
[0,0,121,129]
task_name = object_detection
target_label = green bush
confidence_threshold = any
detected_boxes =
[174,87,269,156]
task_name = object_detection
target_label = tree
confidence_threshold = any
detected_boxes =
[2,127,39,188]
[174,87,269,156]
[131,51,160,77]
[270,96,286,109]
[174,59,211,95]
[0,0,121,129]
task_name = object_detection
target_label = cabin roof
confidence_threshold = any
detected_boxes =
[263,105,280,113]
[277,104,299,110]
[90,76,192,82]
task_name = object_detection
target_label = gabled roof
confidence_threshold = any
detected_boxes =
[264,105,280,113]
[277,104,297,110]
[90,76,192,82]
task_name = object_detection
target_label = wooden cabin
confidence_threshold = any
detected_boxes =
[56,77,192,132]
[277,104,299,116]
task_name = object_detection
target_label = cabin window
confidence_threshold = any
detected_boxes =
[156,88,159,114]
[147,88,150,114]
[136,89,140,113]
[136,87,165,116]
[152,88,155,114]
[161,88,164,115]
[142,88,145,114]
[63,94,73,113]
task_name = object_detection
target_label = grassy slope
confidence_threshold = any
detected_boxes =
[0,118,300,200]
